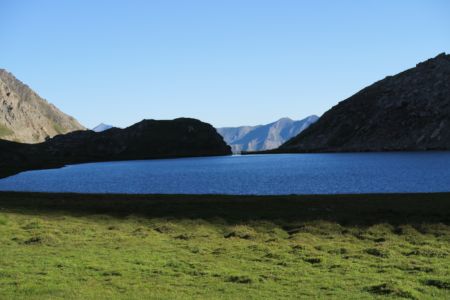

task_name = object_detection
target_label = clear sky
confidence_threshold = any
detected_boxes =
[1,0,449,128]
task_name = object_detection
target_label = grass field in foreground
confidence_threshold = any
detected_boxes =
[0,192,449,299]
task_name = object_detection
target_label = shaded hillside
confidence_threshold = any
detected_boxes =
[280,53,450,152]
[217,116,318,153]
[0,118,231,178]
[0,69,85,143]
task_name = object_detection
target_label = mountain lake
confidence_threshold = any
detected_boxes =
[0,152,449,195]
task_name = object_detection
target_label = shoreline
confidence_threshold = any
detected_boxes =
[0,153,234,180]
[1,191,449,224]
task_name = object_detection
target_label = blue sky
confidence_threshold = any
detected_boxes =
[1,0,449,128]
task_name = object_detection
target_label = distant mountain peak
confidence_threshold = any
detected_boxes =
[92,123,113,132]
[276,117,293,122]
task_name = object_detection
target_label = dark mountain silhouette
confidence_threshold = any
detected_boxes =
[217,116,318,153]
[0,118,231,178]
[0,69,85,143]
[278,53,450,152]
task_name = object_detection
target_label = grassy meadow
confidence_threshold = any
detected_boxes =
[0,192,449,299]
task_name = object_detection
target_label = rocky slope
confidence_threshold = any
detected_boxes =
[0,118,231,178]
[217,116,318,153]
[0,69,85,143]
[279,53,450,152]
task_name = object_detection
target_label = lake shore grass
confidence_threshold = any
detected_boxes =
[0,192,449,299]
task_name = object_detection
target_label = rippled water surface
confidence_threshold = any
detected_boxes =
[0,153,449,194]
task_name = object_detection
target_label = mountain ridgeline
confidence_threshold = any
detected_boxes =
[1,51,449,180]
[0,69,85,143]
[278,53,450,153]
[0,118,231,178]
[217,116,318,153]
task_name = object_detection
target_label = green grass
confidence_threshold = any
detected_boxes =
[0,192,449,299]
[0,123,13,138]
[52,123,66,135]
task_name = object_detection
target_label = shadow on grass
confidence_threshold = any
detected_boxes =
[0,192,449,226]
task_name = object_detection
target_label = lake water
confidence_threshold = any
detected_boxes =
[0,153,449,195]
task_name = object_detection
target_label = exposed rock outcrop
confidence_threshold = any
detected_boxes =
[279,53,450,152]
[0,69,85,143]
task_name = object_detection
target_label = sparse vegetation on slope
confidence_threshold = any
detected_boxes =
[0,123,13,138]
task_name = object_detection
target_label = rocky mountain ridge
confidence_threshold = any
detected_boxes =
[0,69,85,143]
[278,53,450,152]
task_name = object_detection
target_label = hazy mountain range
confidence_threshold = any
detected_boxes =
[0,69,84,143]
[279,53,450,152]
[217,116,318,153]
